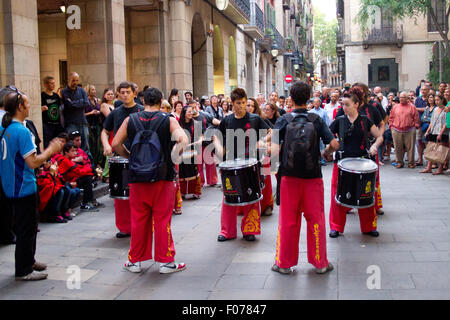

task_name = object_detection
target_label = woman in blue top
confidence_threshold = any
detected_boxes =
[0,87,63,281]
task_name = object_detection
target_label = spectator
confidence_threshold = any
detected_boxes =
[421,93,437,142]
[383,96,398,162]
[61,72,90,152]
[309,97,331,165]
[256,93,266,108]
[53,142,100,211]
[373,87,388,110]
[161,100,172,113]
[415,85,430,166]
[184,91,193,105]
[285,96,294,113]
[99,88,115,183]
[221,99,232,116]
[320,87,331,104]
[421,94,448,175]
[324,92,341,122]
[85,84,103,168]
[279,96,286,110]
[0,88,64,281]
[408,91,416,104]
[438,82,447,96]
[172,101,183,121]
[389,92,420,169]
[205,95,224,121]
[41,76,64,149]
[263,103,280,127]
[269,91,286,115]
[168,88,178,108]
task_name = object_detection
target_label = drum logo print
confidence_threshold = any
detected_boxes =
[365,181,372,194]
[225,178,232,191]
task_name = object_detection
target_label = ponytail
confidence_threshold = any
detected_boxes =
[2,91,24,129]
[1,112,13,129]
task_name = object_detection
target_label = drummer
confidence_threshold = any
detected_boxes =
[213,88,271,242]
[101,81,143,238]
[270,81,339,275]
[178,105,202,199]
[246,98,274,216]
[328,87,384,238]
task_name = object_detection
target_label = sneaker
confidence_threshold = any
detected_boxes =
[363,231,379,237]
[217,235,234,242]
[123,261,141,273]
[271,264,292,275]
[329,230,340,238]
[54,216,68,223]
[91,200,105,208]
[32,262,47,272]
[159,262,186,274]
[16,271,48,281]
[173,209,182,215]
[376,209,384,216]
[80,203,100,212]
[243,234,256,241]
[192,194,201,200]
[63,212,73,221]
[315,263,334,274]
[261,207,273,216]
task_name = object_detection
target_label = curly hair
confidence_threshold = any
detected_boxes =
[343,87,365,107]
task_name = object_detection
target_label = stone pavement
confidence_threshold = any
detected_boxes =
[0,163,449,300]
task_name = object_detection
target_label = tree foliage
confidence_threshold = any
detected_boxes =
[313,10,338,63]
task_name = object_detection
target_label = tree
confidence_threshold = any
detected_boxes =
[356,0,450,61]
[313,10,338,63]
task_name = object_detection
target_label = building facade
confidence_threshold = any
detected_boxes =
[336,0,448,94]
[0,0,314,139]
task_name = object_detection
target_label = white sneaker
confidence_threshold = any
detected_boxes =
[123,261,141,273]
[15,271,48,281]
[159,262,186,274]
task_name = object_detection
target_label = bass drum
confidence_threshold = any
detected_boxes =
[219,158,263,206]
[335,158,378,209]
[109,156,130,200]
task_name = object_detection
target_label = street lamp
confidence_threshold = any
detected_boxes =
[215,0,229,11]
[271,43,279,58]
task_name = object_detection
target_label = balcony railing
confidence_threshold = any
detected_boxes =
[243,0,265,38]
[223,0,251,25]
[362,25,403,47]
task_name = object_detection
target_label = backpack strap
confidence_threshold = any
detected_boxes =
[338,116,346,153]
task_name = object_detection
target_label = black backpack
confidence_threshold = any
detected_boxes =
[280,112,321,178]
[128,112,168,183]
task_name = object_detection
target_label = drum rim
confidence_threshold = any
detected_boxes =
[219,158,259,170]
[337,158,377,173]
[109,156,129,164]
[334,196,375,209]
[223,195,263,207]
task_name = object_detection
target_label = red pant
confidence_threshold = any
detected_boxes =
[220,200,261,239]
[115,199,131,234]
[197,146,218,186]
[180,175,202,196]
[128,181,176,264]
[274,176,329,269]
[260,175,274,212]
[329,163,377,233]
[174,180,182,212]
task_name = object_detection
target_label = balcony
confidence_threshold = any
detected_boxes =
[362,25,403,48]
[223,0,251,25]
[243,0,265,39]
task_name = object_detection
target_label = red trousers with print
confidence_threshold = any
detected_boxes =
[260,175,274,212]
[180,175,202,196]
[220,200,261,239]
[197,146,218,186]
[274,176,329,269]
[128,181,176,264]
[174,165,182,212]
[115,199,131,234]
[329,163,377,233]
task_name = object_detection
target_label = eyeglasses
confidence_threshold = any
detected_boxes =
[70,131,80,136]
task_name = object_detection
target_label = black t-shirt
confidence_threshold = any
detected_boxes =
[369,99,387,120]
[274,109,334,179]
[329,115,374,161]
[336,103,382,127]
[267,115,279,127]
[127,111,176,181]
[218,112,270,160]
[103,104,144,150]
[41,92,61,125]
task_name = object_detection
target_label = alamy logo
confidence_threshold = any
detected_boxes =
[366,265,381,290]
[66,265,81,290]
[66,5,81,30]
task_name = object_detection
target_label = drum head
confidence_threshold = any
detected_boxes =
[219,158,258,170]
[338,158,377,173]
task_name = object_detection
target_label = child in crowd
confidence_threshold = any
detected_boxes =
[37,161,81,223]
[53,142,103,211]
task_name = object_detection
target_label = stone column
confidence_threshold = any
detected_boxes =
[0,0,42,139]
[66,0,126,93]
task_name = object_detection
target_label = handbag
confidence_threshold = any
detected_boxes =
[424,141,450,164]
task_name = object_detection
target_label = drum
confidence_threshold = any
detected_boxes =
[219,158,263,206]
[109,156,129,200]
[179,150,198,181]
[335,158,378,209]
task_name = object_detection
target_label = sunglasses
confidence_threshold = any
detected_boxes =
[6,85,24,108]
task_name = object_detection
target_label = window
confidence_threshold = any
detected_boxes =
[428,0,447,32]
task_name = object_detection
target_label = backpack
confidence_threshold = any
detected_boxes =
[128,112,168,183]
[281,112,320,178]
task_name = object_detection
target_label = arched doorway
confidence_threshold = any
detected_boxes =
[191,13,208,98]
[213,25,224,95]
[228,36,237,92]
